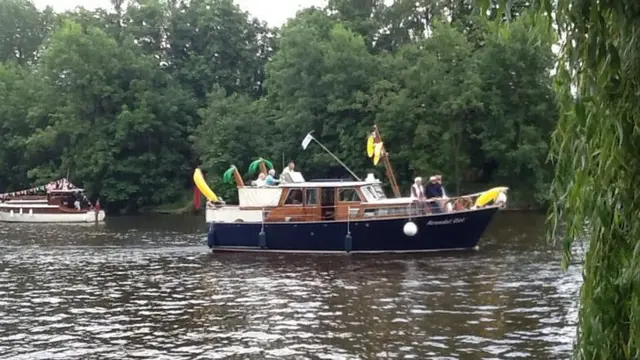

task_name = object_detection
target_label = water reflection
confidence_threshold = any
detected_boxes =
[0,212,581,359]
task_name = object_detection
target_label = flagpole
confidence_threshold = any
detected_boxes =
[310,136,361,181]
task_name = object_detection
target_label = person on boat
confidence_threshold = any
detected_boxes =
[425,175,444,213]
[436,175,453,212]
[280,161,295,183]
[255,172,267,187]
[410,177,425,201]
[410,177,426,215]
[265,169,280,186]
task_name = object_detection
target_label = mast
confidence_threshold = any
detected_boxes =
[373,125,401,198]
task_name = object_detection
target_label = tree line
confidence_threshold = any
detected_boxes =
[0,0,556,213]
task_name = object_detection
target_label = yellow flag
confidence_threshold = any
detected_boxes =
[366,135,375,158]
[373,142,383,166]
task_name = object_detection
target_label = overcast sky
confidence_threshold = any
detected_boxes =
[32,0,328,26]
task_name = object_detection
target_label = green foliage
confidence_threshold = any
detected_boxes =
[0,0,555,214]
[484,0,640,358]
[222,166,237,184]
[0,0,55,65]
[248,158,274,175]
[533,0,639,359]
[192,86,275,202]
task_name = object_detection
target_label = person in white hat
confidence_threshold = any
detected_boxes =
[435,175,447,197]
[425,175,444,213]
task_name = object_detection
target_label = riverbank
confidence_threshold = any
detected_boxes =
[148,202,196,215]
[140,190,198,215]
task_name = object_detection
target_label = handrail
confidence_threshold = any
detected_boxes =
[205,188,507,211]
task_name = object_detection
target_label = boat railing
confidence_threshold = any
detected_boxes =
[256,195,499,222]
[205,189,506,214]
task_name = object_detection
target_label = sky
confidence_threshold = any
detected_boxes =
[32,0,328,26]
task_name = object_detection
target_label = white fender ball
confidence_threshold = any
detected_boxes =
[496,192,507,207]
[403,221,418,236]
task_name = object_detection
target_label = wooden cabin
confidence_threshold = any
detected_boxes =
[206,172,473,223]
[263,181,391,222]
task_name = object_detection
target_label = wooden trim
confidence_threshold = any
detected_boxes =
[215,206,501,225]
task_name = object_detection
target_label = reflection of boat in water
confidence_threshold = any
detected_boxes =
[195,127,508,254]
[0,178,106,223]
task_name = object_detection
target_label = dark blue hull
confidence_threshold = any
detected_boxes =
[207,206,500,254]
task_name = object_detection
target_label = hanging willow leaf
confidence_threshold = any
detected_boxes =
[485,0,640,358]
[222,165,236,184]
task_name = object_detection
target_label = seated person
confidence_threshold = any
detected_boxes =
[280,161,295,183]
[436,175,453,212]
[265,169,280,186]
[255,173,267,187]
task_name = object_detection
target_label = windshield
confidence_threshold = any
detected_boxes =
[371,184,387,199]
[363,185,387,200]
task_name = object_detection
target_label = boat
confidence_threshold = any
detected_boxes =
[0,178,106,223]
[195,126,508,254]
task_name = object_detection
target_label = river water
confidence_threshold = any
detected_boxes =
[0,212,582,359]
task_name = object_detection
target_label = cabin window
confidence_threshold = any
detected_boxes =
[338,188,360,202]
[284,189,303,205]
[373,185,387,199]
[364,207,412,217]
[360,186,375,202]
[305,189,318,206]
[364,184,386,199]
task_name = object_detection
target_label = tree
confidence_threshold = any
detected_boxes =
[473,15,556,205]
[374,21,482,194]
[193,86,275,202]
[0,0,55,65]
[518,0,640,357]
[30,20,196,212]
[266,11,380,180]
[166,0,275,102]
[0,0,558,214]
[0,63,46,191]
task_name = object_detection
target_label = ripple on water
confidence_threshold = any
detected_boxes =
[0,214,582,359]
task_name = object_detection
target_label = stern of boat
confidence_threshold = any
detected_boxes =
[86,209,106,222]
[205,204,263,224]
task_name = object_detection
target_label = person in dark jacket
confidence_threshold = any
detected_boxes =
[424,176,444,213]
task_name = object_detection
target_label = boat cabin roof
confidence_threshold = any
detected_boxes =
[276,171,383,189]
[236,178,390,209]
[48,188,84,193]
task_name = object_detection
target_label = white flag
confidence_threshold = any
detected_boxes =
[301,132,313,150]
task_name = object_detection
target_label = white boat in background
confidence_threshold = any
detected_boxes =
[0,178,106,223]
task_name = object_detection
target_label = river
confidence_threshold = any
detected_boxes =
[0,212,582,359]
